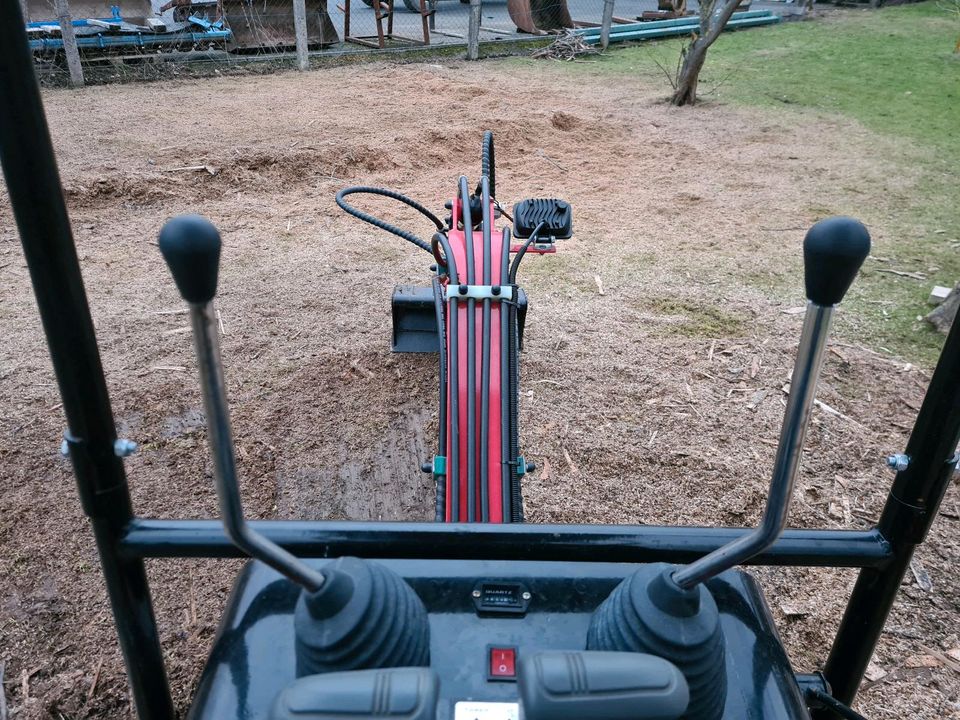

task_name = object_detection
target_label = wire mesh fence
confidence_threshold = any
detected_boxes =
[21,0,681,85]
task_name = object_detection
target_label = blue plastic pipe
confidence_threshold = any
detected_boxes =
[581,13,779,44]
[575,9,772,36]
[29,29,231,51]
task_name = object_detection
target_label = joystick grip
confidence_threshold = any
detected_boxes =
[803,216,871,307]
[158,214,221,305]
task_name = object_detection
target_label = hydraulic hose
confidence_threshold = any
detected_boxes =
[509,221,546,284]
[432,274,447,523]
[336,186,445,253]
[430,232,458,522]
[507,294,523,522]
[479,175,493,522]
[480,131,496,200]
[499,227,512,522]
[459,176,477,522]
[431,231,458,280]
[447,235,461,522]
[448,295,460,522]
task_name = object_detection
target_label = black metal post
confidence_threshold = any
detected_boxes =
[0,4,175,719]
[820,317,960,713]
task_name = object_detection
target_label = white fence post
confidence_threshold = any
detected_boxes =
[293,0,310,70]
[466,0,481,60]
[600,0,615,50]
[55,0,85,88]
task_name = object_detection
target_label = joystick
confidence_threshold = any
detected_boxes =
[158,215,430,679]
[589,217,871,719]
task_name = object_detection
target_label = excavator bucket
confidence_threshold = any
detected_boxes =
[507,0,573,34]
[221,0,339,51]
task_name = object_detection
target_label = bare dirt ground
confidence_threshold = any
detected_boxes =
[0,57,958,719]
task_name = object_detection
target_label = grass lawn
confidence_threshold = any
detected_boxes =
[579,2,960,362]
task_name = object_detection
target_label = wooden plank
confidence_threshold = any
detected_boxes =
[466,0,481,60]
[54,0,85,88]
[292,0,310,70]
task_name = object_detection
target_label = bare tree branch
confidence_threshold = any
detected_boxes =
[648,49,680,88]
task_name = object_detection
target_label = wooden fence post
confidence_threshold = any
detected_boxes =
[54,0,84,88]
[466,0,481,59]
[600,0,615,50]
[293,0,310,70]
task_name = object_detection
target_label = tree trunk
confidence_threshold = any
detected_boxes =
[671,37,709,105]
[926,283,960,334]
[670,0,740,106]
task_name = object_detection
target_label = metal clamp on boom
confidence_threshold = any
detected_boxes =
[447,284,516,302]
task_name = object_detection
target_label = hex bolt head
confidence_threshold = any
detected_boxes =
[114,439,138,458]
[886,454,910,472]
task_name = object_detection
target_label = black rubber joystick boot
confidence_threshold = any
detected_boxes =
[587,564,726,720]
[294,557,430,677]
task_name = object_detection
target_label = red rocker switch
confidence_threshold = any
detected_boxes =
[489,646,517,680]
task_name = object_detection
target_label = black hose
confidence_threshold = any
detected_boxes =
[499,227,512,522]
[431,234,448,272]
[336,186,444,254]
[432,274,447,523]
[480,131,496,200]
[433,234,460,522]
[431,232,458,282]
[459,176,477,523]
[507,295,523,522]
[449,287,460,523]
[508,221,546,284]
[806,690,869,720]
[479,175,492,522]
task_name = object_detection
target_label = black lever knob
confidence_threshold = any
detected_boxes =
[803,216,870,307]
[158,214,222,304]
[519,650,689,720]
